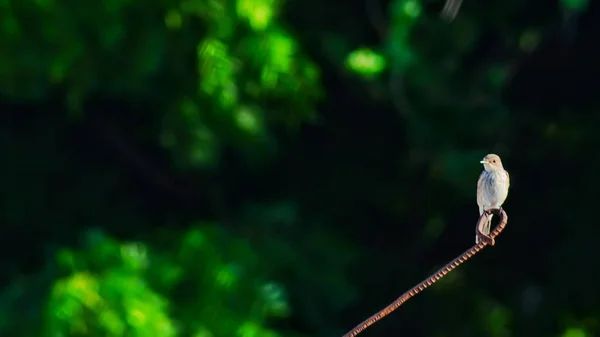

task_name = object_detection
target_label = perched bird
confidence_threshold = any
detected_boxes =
[476,154,510,243]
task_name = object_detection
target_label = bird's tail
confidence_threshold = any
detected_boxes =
[475,213,493,244]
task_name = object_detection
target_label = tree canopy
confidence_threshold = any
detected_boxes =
[1,0,599,336]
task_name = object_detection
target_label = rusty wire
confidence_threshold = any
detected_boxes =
[341,208,508,337]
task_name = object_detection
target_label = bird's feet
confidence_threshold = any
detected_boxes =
[476,231,495,246]
[485,208,498,216]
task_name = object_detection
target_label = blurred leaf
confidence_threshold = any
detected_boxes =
[345,48,386,78]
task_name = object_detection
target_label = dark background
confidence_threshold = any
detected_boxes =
[1,0,598,336]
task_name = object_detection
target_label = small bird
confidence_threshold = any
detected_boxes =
[476,154,510,243]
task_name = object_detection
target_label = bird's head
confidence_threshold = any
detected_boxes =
[480,154,504,172]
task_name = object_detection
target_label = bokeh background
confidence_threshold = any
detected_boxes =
[1,0,598,336]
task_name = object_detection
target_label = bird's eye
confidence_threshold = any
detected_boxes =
[491,159,495,163]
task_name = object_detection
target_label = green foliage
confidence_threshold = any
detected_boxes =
[563,328,588,337]
[2,0,597,336]
[39,225,293,337]
[0,0,322,170]
[345,48,386,78]
[163,0,323,168]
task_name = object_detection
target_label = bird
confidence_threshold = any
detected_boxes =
[476,154,510,243]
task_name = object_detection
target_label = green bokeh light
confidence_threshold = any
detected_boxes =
[345,48,386,77]
[236,107,261,133]
[165,9,183,30]
[563,328,587,337]
[402,0,422,18]
[519,29,540,53]
[237,0,276,31]
[560,0,589,11]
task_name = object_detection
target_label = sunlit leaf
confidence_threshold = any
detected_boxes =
[237,0,277,31]
[563,328,587,337]
[345,48,386,77]
[402,0,422,18]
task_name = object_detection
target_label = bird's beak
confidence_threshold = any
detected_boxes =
[480,160,487,164]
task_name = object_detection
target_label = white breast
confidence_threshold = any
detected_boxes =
[477,170,509,212]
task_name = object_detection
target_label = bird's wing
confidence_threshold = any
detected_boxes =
[505,170,510,189]
[476,171,487,213]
